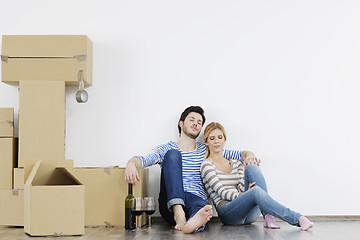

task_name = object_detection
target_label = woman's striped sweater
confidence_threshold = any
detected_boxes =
[200,158,245,211]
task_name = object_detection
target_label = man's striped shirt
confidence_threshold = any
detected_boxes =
[138,141,242,200]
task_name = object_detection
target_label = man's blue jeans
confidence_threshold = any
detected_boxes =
[158,149,209,227]
[218,164,302,225]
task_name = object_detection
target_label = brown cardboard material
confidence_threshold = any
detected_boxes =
[13,168,24,189]
[72,167,149,227]
[0,189,24,226]
[0,108,14,137]
[19,80,65,180]
[24,160,84,236]
[1,35,92,86]
[0,138,15,189]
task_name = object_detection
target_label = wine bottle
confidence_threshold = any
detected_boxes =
[125,183,135,230]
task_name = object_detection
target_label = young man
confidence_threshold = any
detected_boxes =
[124,106,259,233]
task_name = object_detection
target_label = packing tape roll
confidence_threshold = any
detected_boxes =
[76,90,88,103]
[76,70,88,103]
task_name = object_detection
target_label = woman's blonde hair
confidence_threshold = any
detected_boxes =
[203,122,227,159]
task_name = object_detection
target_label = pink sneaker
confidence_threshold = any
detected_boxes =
[298,216,314,231]
[264,214,280,229]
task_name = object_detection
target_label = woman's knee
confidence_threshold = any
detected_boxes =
[245,164,261,174]
[244,206,261,224]
[250,186,266,200]
[248,186,262,195]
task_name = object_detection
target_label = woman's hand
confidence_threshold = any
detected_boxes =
[248,182,256,189]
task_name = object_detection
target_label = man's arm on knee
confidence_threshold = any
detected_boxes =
[125,157,142,185]
[241,151,261,166]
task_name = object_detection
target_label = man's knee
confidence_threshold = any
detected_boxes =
[164,149,182,164]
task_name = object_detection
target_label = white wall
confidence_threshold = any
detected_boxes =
[1,0,359,216]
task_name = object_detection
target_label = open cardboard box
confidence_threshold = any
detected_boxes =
[1,35,92,86]
[24,160,84,236]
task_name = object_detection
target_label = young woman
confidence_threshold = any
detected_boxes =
[200,122,313,231]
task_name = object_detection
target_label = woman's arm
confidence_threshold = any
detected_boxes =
[236,163,246,192]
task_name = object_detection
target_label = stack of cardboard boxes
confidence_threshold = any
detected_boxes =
[0,108,22,226]
[0,35,148,237]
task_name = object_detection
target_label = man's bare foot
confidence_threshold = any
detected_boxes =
[173,205,186,231]
[174,215,186,231]
[182,205,213,234]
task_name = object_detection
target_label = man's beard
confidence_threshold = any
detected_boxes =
[183,126,200,139]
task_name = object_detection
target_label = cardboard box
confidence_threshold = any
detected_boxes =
[24,160,84,236]
[0,189,24,226]
[13,168,24,189]
[72,167,149,227]
[19,80,65,180]
[1,35,92,86]
[0,108,14,137]
[0,138,16,189]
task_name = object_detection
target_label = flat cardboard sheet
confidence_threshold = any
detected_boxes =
[13,168,24,189]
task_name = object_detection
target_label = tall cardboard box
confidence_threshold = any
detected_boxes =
[0,189,24,226]
[25,160,84,236]
[0,108,13,137]
[72,167,149,227]
[0,138,16,189]
[1,35,92,86]
[19,80,65,181]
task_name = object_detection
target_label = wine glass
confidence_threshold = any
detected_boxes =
[144,197,156,231]
[131,197,144,231]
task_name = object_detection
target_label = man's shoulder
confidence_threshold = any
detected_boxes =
[196,142,206,149]
[153,141,178,150]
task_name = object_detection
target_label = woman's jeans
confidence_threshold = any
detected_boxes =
[158,149,209,230]
[218,164,302,226]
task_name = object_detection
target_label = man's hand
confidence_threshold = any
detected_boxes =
[124,157,141,186]
[242,151,261,167]
[244,156,261,167]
